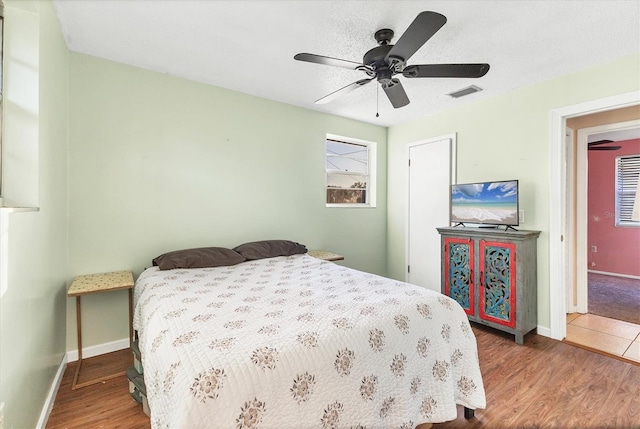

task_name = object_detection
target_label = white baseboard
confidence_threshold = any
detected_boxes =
[66,337,130,362]
[536,325,551,338]
[36,353,67,429]
[588,270,640,280]
[37,338,131,428]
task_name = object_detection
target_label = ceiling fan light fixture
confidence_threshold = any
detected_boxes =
[447,85,483,98]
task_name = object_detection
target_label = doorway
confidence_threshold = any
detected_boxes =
[563,117,640,363]
[572,120,640,314]
[406,134,456,293]
[549,91,640,341]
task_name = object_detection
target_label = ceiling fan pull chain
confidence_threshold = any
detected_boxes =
[376,85,380,118]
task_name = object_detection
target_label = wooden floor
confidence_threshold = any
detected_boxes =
[46,348,150,429]
[46,324,640,429]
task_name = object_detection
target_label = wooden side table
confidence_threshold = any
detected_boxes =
[308,250,344,262]
[67,270,134,390]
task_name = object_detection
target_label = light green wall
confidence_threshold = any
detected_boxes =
[387,53,640,330]
[66,53,388,350]
[0,1,69,428]
[0,2,636,425]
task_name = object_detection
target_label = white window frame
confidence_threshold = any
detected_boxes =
[325,133,377,208]
[615,154,640,227]
[0,1,4,200]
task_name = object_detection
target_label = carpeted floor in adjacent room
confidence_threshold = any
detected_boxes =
[588,272,640,325]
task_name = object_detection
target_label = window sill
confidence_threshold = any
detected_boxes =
[0,206,40,213]
[326,204,376,208]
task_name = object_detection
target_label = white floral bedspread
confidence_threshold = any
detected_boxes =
[133,254,485,429]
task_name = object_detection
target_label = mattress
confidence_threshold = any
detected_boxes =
[133,254,485,428]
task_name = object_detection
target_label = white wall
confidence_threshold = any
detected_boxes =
[66,53,388,350]
[386,53,640,331]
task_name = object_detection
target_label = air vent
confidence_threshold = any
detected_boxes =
[447,85,483,98]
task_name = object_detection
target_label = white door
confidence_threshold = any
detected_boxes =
[407,136,455,292]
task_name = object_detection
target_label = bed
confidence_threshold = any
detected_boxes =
[132,242,485,428]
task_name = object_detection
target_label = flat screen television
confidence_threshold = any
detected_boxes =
[450,180,519,228]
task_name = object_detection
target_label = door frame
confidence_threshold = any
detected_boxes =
[405,133,457,284]
[564,127,576,314]
[549,91,640,341]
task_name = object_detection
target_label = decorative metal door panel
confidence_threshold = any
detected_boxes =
[444,237,474,316]
[479,240,516,328]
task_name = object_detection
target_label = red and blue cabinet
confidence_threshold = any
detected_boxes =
[439,227,540,344]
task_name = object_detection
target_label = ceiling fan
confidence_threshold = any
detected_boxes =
[294,11,490,109]
[588,140,622,151]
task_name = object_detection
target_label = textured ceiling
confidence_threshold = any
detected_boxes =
[52,0,640,127]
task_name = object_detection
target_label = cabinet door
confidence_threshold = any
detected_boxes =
[444,237,475,316]
[479,240,516,328]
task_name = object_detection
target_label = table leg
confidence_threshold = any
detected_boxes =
[71,296,83,390]
[128,288,134,347]
[69,287,133,389]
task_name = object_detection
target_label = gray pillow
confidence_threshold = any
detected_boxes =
[152,247,246,270]
[233,240,307,260]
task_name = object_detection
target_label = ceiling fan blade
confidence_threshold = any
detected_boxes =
[588,146,622,151]
[315,78,374,105]
[294,53,363,70]
[382,78,410,108]
[403,63,490,78]
[385,11,447,63]
[588,139,614,146]
[588,140,620,150]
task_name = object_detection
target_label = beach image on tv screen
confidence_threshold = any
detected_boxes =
[451,181,518,225]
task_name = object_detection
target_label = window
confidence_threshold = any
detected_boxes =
[615,154,640,226]
[325,134,376,207]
